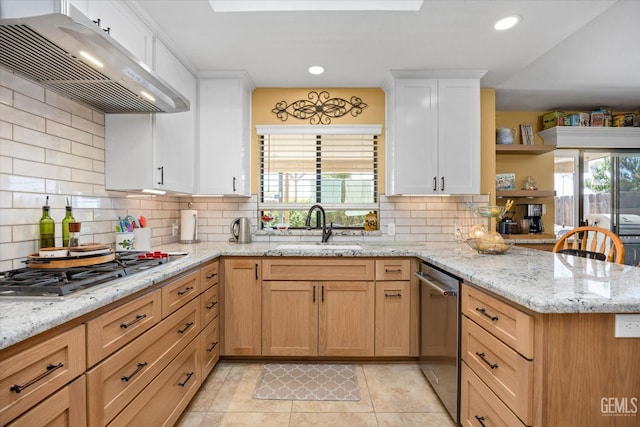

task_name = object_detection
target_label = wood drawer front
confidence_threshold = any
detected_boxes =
[162,270,201,318]
[461,363,526,427]
[462,316,533,425]
[201,284,219,327]
[462,285,534,359]
[375,259,410,281]
[262,259,375,281]
[108,338,200,427]
[199,317,220,380]
[201,261,219,291]
[87,298,200,427]
[0,325,85,426]
[86,290,162,367]
[375,281,410,356]
[7,375,86,427]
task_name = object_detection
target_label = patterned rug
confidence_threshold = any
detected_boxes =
[252,363,361,401]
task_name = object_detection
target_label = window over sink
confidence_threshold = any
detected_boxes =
[257,125,381,229]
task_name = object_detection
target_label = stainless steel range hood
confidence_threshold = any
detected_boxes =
[0,0,189,113]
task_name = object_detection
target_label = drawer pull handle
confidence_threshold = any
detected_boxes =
[177,286,194,296]
[384,268,402,273]
[206,272,218,279]
[121,362,148,382]
[313,285,316,303]
[475,307,499,321]
[178,322,195,334]
[206,301,218,310]
[475,352,498,369]
[178,372,194,387]
[10,362,64,393]
[474,415,487,427]
[207,341,219,352]
[120,314,146,329]
[321,285,325,303]
[385,292,402,298]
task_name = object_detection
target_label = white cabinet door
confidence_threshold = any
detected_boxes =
[153,40,196,194]
[438,79,480,194]
[198,77,252,196]
[82,0,153,65]
[387,79,438,195]
[105,44,196,193]
[385,74,481,195]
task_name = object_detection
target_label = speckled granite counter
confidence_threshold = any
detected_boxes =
[1,241,639,351]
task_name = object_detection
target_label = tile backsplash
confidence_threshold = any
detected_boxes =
[1,67,488,270]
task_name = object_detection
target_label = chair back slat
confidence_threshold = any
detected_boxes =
[553,226,625,264]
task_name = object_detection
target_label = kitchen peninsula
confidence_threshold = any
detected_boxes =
[1,242,638,427]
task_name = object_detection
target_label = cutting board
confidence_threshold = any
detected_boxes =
[27,249,115,269]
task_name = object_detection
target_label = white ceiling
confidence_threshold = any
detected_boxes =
[132,0,640,111]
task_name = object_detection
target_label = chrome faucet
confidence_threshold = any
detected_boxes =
[305,204,333,243]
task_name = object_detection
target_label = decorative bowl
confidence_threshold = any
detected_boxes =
[473,206,505,218]
[466,238,513,255]
[275,223,289,231]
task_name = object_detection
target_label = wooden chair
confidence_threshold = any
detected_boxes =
[552,226,625,264]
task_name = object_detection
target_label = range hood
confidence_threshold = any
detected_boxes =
[0,0,189,113]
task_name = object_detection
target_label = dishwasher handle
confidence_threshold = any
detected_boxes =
[414,272,457,296]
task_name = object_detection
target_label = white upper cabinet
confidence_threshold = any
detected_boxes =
[384,71,485,195]
[198,74,254,196]
[105,40,196,194]
[68,0,153,65]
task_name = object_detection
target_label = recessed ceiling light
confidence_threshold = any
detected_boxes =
[210,0,424,12]
[308,65,325,75]
[494,15,520,31]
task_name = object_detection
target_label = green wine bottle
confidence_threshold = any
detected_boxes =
[62,204,75,247]
[39,205,55,249]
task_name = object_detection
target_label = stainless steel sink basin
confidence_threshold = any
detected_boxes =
[276,244,362,251]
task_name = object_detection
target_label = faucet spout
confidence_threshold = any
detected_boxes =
[305,204,333,243]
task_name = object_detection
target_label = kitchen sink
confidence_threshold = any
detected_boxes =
[275,244,362,251]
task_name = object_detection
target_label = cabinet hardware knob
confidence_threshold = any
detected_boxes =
[474,415,487,427]
[157,166,164,185]
[177,286,194,296]
[120,314,147,329]
[475,352,498,369]
[121,362,148,382]
[10,363,64,393]
[177,322,194,334]
[475,307,499,321]
[233,176,237,192]
[178,372,194,387]
[103,27,111,35]
[433,176,437,192]
[92,18,101,27]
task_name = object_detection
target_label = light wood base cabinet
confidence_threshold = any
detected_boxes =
[7,376,86,427]
[222,258,262,356]
[375,281,410,356]
[108,338,201,427]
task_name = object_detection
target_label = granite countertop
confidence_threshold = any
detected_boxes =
[1,241,639,351]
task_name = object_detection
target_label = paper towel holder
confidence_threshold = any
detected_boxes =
[179,209,200,244]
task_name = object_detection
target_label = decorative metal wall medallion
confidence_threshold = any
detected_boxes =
[272,91,367,124]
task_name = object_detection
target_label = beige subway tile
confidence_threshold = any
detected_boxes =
[0,104,45,132]
[0,139,45,162]
[0,86,12,106]
[46,120,92,145]
[14,158,70,181]
[0,172,45,193]
[46,150,93,170]
[394,202,426,211]
[92,110,105,125]
[14,125,71,152]
[0,226,11,243]
[71,168,104,185]
[45,89,93,120]
[14,93,71,125]
[0,69,44,101]
[93,160,105,173]
[45,179,94,196]
[0,191,11,208]
[72,114,105,137]
[12,224,39,242]
[93,135,105,149]
[71,140,104,161]
[0,120,12,139]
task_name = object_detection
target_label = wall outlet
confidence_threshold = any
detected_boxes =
[171,223,179,237]
[454,224,463,240]
[387,223,396,236]
[615,314,640,338]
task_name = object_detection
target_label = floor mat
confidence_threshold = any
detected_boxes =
[252,363,361,401]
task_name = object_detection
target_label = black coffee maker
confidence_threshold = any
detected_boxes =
[519,203,544,234]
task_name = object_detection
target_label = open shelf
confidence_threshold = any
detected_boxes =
[496,190,555,198]
[496,144,556,155]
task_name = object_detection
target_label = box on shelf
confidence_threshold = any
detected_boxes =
[565,114,580,126]
[590,111,604,127]
[579,112,590,126]
[496,173,516,191]
[612,113,635,127]
[543,111,564,129]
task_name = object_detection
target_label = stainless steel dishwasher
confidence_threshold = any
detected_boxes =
[415,261,461,424]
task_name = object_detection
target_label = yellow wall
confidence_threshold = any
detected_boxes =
[480,89,496,203]
[251,88,386,194]
[495,111,555,230]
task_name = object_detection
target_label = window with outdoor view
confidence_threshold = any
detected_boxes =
[257,125,381,230]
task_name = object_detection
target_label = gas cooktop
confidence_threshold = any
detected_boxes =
[0,252,169,299]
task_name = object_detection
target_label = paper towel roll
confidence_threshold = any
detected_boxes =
[180,210,200,243]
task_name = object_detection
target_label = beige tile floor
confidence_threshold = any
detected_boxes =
[176,362,457,427]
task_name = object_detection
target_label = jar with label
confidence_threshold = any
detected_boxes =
[62,204,75,247]
[68,222,81,247]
